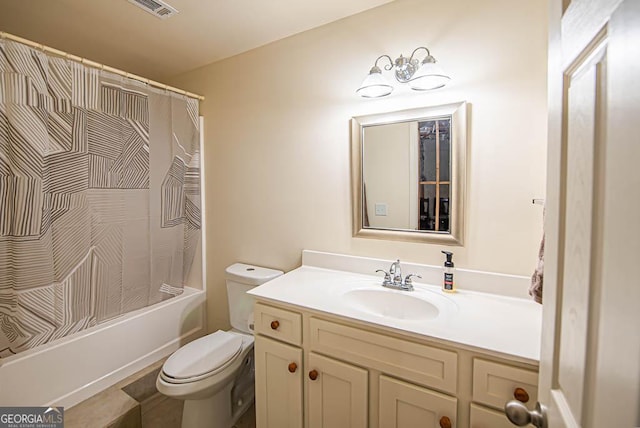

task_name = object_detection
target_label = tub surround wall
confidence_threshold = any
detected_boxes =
[169,0,548,332]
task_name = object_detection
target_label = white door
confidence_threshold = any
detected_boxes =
[510,0,640,427]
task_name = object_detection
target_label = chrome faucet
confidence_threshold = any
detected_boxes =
[375,260,421,291]
[389,259,403,286]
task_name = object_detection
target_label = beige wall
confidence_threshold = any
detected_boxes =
[170,0,548,331]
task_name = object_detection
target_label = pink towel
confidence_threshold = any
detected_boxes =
[529,234,544,304]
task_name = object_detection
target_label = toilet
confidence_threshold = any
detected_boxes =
[156,263,283,428]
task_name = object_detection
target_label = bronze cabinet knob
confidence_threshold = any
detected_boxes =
[288,362,297,373]
[439,416,452,428]
[270,320,280,330]
[308,370,319,380]
[514,387,530,403]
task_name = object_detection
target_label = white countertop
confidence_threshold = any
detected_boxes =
[248,265,542,364]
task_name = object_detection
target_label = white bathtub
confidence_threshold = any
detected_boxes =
[0,286,206,407]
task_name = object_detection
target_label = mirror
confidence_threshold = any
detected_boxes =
[351,102,467,244]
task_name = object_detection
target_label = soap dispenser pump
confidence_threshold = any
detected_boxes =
[441,251,456,293]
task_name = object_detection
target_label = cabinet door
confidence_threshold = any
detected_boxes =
[379,375,457,428]
[254,335,303,428]
[307,352,368,428]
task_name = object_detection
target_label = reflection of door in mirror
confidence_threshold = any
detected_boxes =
[362,122,419,230]
[418,117,451,233]
[363,117,452,232]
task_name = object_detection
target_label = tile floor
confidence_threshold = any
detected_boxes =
[233,404,256,428]
[65,358,256,428]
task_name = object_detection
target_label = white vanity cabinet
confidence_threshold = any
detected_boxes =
[253,301,538,428]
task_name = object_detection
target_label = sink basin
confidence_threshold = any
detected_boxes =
[342,288,440,321]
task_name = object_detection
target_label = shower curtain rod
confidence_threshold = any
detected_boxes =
[0,31,205,101]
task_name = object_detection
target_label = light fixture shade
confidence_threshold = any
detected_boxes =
[356,69,394,98]
[408,60,451,91]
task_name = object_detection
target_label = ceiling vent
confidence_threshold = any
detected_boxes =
[127,0,178,19]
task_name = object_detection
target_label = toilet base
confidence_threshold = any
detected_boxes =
[182,382,229,428]
[180,354,255,428]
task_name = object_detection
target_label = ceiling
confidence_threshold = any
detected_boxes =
[0,0,393,82]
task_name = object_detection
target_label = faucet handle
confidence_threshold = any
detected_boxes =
[375,269,392,286]
[404,274,422,286]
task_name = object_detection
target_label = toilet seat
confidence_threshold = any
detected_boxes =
[161,330,244,384]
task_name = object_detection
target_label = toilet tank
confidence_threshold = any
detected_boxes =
[226,263,283,333]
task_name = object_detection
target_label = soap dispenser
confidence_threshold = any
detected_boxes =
[441,251,456,293]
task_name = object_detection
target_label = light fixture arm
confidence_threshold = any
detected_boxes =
[407,46,431,64]
[372,55,394,72]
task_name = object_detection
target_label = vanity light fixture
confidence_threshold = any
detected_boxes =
[356,47,451,98]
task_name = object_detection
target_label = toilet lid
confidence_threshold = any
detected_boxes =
[162,330,243,379]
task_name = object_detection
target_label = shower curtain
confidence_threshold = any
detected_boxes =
[0,40,201,358]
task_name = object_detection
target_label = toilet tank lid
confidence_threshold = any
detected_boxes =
[225,263,283,286]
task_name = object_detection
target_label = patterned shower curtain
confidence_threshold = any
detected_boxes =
[0,40,202,358]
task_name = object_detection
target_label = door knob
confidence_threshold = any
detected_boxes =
[505,401,548,428]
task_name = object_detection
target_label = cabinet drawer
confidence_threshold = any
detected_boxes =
[472,359,538,411]
[469,403,516,428]
[254,303,302,346]
[309,317,457,394]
